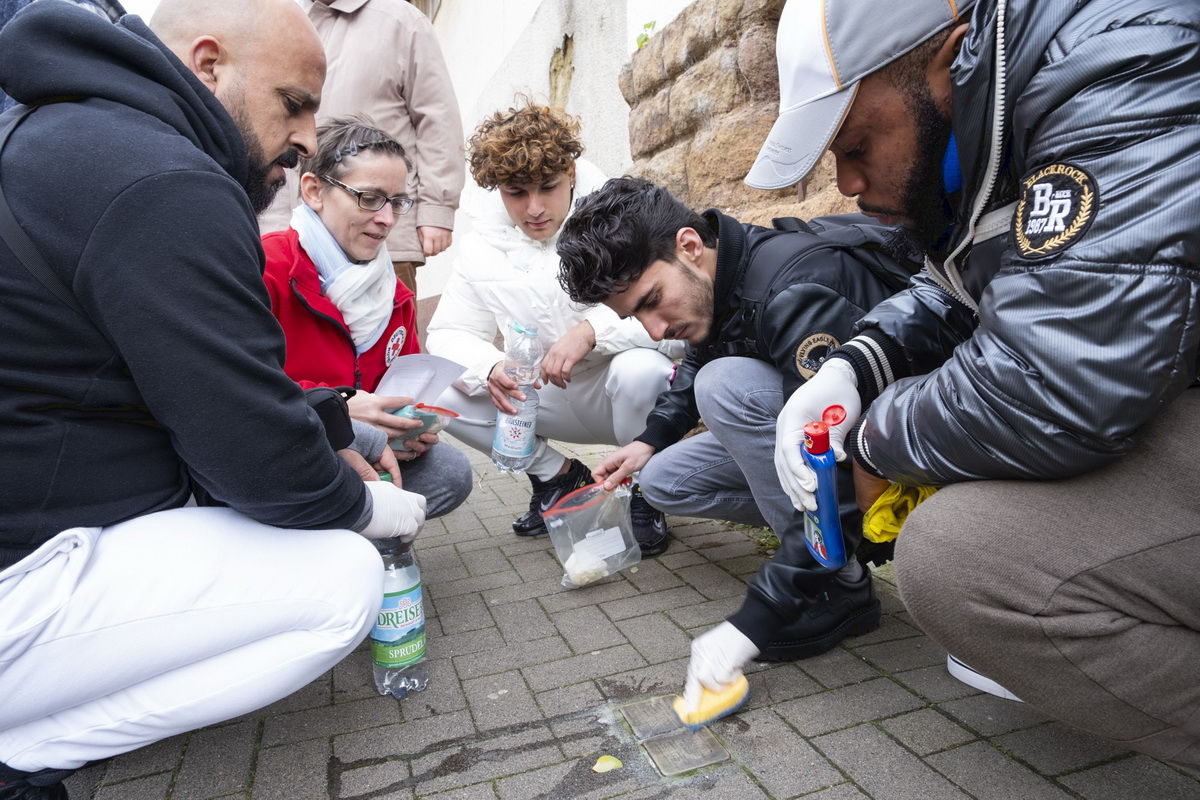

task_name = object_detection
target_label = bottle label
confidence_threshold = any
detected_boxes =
[493,412,536,458]
[371,584,425,668]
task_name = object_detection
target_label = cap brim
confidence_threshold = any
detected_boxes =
[744,84,858,191]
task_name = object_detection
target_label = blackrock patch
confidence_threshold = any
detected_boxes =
[1013,163,1097,258]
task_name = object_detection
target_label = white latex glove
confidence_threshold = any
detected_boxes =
[681,621,760,713]
[360,481,427,542]
[775,357,861,513]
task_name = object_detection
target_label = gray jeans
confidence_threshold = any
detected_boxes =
[399,442,473,519]
[897,388,1200,766]
[640,358,861,618]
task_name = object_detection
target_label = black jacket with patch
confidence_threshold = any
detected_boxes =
[634,210,917,452]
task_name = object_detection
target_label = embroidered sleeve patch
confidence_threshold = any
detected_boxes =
[794,333,839,381]
[1013,163,1097,258]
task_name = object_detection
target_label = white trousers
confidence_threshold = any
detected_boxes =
[435,348,675,480]
[0,506,382,771]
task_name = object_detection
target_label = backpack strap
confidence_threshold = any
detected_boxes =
[0,104,89,317]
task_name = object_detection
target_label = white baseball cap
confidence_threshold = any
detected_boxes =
[745,0,974,190]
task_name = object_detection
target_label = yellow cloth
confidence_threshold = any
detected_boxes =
[862,484,938,543]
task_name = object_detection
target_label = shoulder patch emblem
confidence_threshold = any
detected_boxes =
[794,333,839,381]
[1013,163,1097,258]
[384,326,408,367]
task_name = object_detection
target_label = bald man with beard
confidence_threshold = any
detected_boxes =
[0,2,428,796]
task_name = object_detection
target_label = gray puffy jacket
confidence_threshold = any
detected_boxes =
[835,0,1200,485]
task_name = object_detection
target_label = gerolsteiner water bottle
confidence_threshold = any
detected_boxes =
[492,322,542,472]
[371,540,428,698]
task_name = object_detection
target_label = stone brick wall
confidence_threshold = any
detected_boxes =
[619,0,854,226]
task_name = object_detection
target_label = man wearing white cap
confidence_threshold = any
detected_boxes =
[686,0,1200,764]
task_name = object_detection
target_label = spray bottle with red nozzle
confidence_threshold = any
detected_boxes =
[801,405,849,569]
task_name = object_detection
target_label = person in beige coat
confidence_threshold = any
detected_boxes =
[258,0,464,292]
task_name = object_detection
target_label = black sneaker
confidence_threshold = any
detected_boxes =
[512,458,592,536]
[754,569,881,662]
[0,765,72,800]
[630,483,669,556]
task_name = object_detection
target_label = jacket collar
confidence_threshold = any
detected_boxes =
[701,209,747,346]
[310,0,370,14]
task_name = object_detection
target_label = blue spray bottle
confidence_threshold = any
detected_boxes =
[801,405,848,569]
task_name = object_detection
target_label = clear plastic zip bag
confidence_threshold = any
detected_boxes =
[543,480,641,589]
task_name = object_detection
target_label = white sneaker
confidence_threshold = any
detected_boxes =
[947,654,1022,702]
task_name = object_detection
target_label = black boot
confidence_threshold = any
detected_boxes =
[755,568,881,662]
[630,483,669,557]
[511,458,592,536]
[0,763,72,800]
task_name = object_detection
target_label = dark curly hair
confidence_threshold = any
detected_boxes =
[557,177,716,305]
[300,116,410,180]
[468,101,583,188]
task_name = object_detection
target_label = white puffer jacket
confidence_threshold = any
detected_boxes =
[426,159,683,396]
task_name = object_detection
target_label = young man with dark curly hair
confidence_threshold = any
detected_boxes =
[425,101,685,552]
[556,176,918,667]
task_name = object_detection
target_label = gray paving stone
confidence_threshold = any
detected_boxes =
[463,670,544,729]
[338,760,411,799]
[427,569,522,600]
[501,536,557,557]
[596,658,690,701]
[254,675,334,716]
[926,740,1074,799]
[744,663,824,708]
[712,708,843,797]
[94,772,174,800]
[814,724,971,800]
[615,612,692,663]
[538,577,640,613]
[333,648,385,702]
[494,758,649,800]
[511,549,564,581]
[408,726,564,795]
[523,643,649,692]
[880,709,975,756]
[481,576,567,605]
[994,721,1132,775]
[427,625,505,659]
[892,663,981,703]
[658,550,708,570]
[775,678,925,736]
[705,541,763,561]
[173,720,256,800]
[796,647,884,689]
[253,739,329,800]
[63,762,106,799]
[622,559,686,593]
[666,595,743,629]
[548,714,616,759]
[490,597,557,643]
[851,633,946,672]
[102,732,184,783]
[262,696,399,747]
[789,784,870,800]
[552,605,629,653]
[420,785,499,800]
[673,563,748,600]
[537,681,606,718]
[682,529,753,548]
[600,586,707,621]
[1059,755,1200,800]
[335,709,476,761]
[938,693,1051,737]
[850,613,922,647]
[453,635,571,680]
[401,658,470,720]
[435,593,496,635]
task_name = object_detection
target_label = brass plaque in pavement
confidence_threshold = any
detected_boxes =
[642,728,730,777]
[619,695,683,740]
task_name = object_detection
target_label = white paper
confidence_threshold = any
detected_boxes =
[375,354,466,403]
[576,527,627,561]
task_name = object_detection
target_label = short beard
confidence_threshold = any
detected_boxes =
[230,101,299,214]
[895,83,954,252]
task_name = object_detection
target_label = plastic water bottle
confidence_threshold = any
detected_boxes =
[492,322,542,472]
[371,541,428,698]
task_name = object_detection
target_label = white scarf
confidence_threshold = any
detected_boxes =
[291,204,395,353]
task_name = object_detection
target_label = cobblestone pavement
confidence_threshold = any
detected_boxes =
[69,441,1200,800]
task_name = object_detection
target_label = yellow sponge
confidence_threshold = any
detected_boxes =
[671,674,750,731]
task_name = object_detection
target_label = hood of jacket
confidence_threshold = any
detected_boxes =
[459,158,607,272]
[0,0,248,186]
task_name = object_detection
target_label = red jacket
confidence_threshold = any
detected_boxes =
[262,228,419,391]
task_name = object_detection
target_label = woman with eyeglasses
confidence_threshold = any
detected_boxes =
[262,117,473,519]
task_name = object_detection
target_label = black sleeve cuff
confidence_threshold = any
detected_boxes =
[844,417,886,478]
[727,590,790,652]
[830,328,908,404]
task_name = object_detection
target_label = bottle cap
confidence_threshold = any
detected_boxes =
[803,420,829,454]
[821,405,846,426]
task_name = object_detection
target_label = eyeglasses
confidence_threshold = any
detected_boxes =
[321,175,414,215]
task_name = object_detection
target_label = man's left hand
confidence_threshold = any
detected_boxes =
[418,226,452,257]
[852,461,889,512]
[540,321,595,388]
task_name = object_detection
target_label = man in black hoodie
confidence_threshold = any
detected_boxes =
[0,1,425,796]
